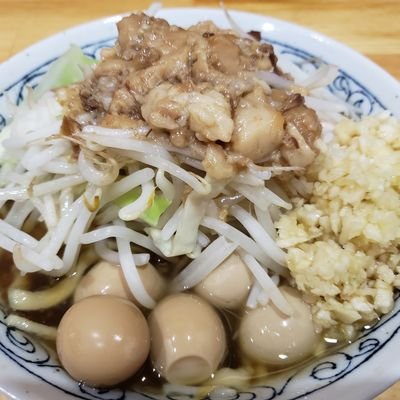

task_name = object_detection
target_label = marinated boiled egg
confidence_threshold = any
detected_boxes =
[194,253,252,309]
[239,286,319,366]
[73,261,166,306]
[148,293,226,385]
[57,295,150,387]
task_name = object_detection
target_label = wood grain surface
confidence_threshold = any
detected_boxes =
[0,0,399,399]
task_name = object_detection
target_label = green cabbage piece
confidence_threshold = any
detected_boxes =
[115,187,172,227]
[34,45,97,99]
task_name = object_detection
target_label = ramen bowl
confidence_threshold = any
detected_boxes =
[0,8,399,400]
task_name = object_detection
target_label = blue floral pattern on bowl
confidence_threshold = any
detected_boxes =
[0,37,397,400]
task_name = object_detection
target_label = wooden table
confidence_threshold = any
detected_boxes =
[0,0,399,399]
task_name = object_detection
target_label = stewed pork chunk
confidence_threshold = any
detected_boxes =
[74,13,322,178]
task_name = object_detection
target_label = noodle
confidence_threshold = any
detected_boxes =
[8,249,97,310]
[6,314,58,340]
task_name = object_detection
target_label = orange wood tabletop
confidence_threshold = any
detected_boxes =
[0,0,399,399]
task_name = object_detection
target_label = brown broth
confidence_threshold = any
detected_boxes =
[0,250,14,304]
[122,305,344,395]
[0,255,349,396]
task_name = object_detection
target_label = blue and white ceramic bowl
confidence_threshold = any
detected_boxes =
[0,8,399,400]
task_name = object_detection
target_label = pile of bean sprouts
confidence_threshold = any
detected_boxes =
[0,4,350,329]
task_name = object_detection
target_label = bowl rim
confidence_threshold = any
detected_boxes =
[0,7,399,400]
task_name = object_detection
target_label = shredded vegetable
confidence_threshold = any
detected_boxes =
[116,187,172,227]
[34,45,96,99]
